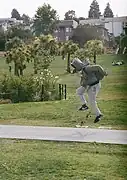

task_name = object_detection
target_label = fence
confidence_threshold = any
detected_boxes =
[0,84,67,103]
[41,83,67,101]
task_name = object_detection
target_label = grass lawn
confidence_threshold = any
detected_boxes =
[0,140,127,180]
[0,54,127,129]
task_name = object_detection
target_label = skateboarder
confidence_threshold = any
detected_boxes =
[71,58,108,123]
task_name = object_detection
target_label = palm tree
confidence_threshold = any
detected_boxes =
[62,41,79,73]
[84,40,104,64]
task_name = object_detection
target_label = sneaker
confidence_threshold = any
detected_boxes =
[94,114,103,123]
[78,104,89,111]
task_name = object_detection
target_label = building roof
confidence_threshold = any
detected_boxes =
[56,20,78,28]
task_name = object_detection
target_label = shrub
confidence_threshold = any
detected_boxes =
[33,69,60,101]
[0,74,37,103]
[0,71,60,103]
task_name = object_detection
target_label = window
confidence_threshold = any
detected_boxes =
[66,36,69,41]
[66,27,69,32]
[55,29,58,33]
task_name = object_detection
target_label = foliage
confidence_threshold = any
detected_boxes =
[0,75,36,103]
[22,14,31,25]
[104,2,114,18]
[73,48,92,60]
[88,0,101,19]
[64,10,79,23]
[27,35,57,74]
[5,43,31,76]
[71,24,105,47]
[11,8,21,20]
[6,24,33,41]
[33,48,55,74]
[73,40,104,63]
[4,34,57,76]
[33,3,58,36]
[62,41,79,72]
[120,36,127,52]
[34,69,60,101]
[78,17,86,20]
[119,27,127,53]
[0,72,60,103]
[85,40,104,56]
[0,28,6,51]
[64,10,76,20]
[5,37,23,51]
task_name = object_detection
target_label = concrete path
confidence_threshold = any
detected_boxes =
[0,125,127,145]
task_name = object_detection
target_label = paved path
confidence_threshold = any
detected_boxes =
[0,125,127,145]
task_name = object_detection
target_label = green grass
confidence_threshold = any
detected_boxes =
[0,140,127,180]
[0,54,127,129]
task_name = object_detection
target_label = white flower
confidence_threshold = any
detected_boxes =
[41,72,43,75]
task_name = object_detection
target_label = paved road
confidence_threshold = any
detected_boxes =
[0,125,127,145]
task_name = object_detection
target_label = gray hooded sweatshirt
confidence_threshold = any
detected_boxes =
[71,58,107,87]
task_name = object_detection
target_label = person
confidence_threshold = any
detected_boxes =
[71,58,108,123]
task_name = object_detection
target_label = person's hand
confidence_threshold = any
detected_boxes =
[72,68,76,74]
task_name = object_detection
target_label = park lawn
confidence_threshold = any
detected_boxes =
[0,54,127,129]
[0,139,127,180]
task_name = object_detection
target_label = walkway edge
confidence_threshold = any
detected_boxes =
[0,125,127,145]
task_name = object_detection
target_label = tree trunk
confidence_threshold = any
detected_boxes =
[14,64,19,76]
[34,69,38,74]
[93,51,96,64]
[67,53,71,73]
[34,59,38,74]
[19,68,23,76]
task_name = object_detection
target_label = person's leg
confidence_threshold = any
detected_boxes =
[76,86,88,110]
[87,83,102,122]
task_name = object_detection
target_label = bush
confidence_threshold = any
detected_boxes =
[33,69,60,101]
[0,75,37,103]
[0,72,60,103]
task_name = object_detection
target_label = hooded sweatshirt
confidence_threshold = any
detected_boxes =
[71,58,107,87]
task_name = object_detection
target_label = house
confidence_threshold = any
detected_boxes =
[0,18,24,31]
[79,16,127,37]
[53,20,78,42]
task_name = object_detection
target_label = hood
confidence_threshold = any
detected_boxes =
[71,58,89,71]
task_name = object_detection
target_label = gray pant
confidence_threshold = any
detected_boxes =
[76,83,101,116]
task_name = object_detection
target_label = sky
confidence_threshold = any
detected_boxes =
[0,0,127,19]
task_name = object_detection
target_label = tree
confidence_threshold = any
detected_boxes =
[71,24,104,47]
[11,9,21,20]
[62,41,79,73]
[64,10,76,20]
[64,10,79,23]
[33,3,58,36]
[5,43,31,76]
[120,26,127,53]
[6,24,33,41]
[104,3,114,18]
[0,28,6,51]
[5,37,23,51]
[84,40,104,64]
[22,14,30,25]
[88,0,101,19]
[27,35,57,74]
[78,17,86,20]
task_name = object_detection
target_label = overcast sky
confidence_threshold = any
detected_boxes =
[0,0,127,19]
